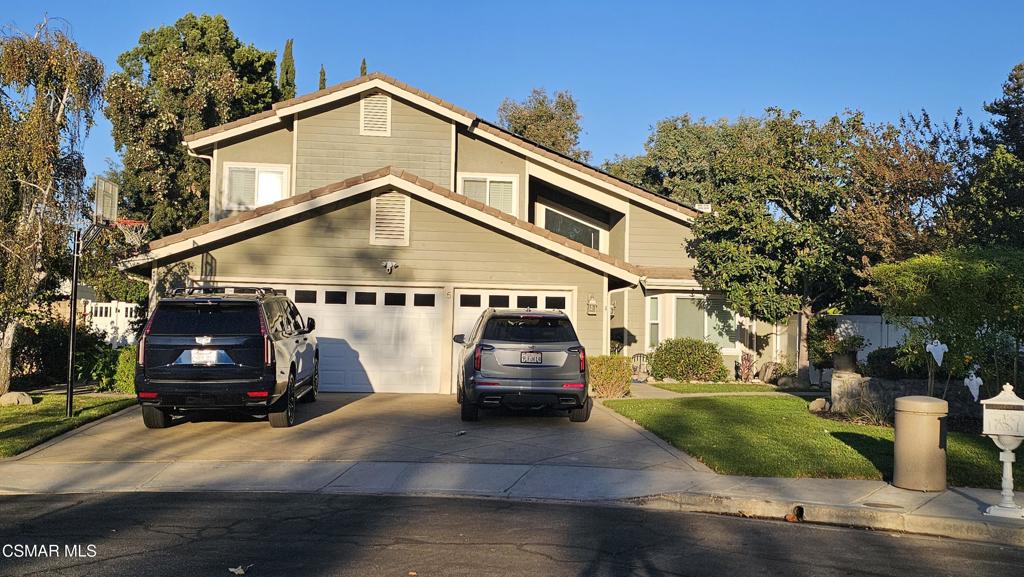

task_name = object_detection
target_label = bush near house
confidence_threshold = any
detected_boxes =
[12,320,111,387]
[588,355,631,398]
[113,344,138,395]
[648,338,729,382]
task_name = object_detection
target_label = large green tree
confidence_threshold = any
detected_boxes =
[105,13,278,237]
[278,38,295,100]
[498,88,591,162]
[979,62,1024,160]
[0,19,104,393]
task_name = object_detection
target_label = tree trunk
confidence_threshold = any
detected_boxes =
[797,305,813,385]
[0,322,17,395]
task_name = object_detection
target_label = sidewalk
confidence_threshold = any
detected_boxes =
[0,397,1021,548]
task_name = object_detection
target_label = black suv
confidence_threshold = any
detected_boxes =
[135,287,319,429]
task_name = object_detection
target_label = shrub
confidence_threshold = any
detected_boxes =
[113,344,138,395]
[90,347,120,390]
[865,347,920,379]
[12,320,109,385]
[649,338,728,382]
[588,355,631,398]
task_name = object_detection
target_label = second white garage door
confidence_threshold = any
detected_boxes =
[289,286,444,393]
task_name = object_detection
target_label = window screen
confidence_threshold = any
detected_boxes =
[226,167,256,209]
[517,295,538,308]
[462,179,488,204]
[674,298,705,340]
[487,180,514,214]
[545,296,566,310]
[706,299,737,348]
[294,290,316,303]
[544,209,600,249]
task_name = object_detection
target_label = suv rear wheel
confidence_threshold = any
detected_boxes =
[142,406,170,429]
[569,397,592,423]
[300,358,319,403]
[269,373,296,428]
[460,395,479,422]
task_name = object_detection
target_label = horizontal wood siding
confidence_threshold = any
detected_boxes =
[296,96,451,194]
[627,202,696,267]
[456,130,528,216]
[213,125,294,221]
[181,192,606,351]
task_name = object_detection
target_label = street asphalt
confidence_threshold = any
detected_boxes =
[0,493,1021,577]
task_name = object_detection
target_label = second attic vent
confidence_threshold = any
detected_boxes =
[370,191,410,246]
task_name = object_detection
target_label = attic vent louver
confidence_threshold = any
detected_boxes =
[360,93,391,136]
[370,191,410,246]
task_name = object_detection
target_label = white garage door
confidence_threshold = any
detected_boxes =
[451,288,575,386]
[288,286,444,393]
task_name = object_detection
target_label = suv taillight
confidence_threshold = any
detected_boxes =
[570,346,586,373]
[137,314,155,367]
[259,309,273,367]
[474,345,482,371]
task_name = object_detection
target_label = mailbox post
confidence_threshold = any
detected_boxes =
[981,384,1024,519]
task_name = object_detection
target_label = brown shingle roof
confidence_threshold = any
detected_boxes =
[634,266,696,281]
[182,73,698,219]
[145,167,643,280]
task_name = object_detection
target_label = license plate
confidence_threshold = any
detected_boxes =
[520,351,542,364]
[191,349,218,365]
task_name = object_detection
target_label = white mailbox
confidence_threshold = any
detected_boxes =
[981,384,1024,519]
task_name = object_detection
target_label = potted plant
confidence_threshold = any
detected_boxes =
[825,333,867,374]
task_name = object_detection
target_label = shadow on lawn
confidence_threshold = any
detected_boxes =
[831,432,894,481]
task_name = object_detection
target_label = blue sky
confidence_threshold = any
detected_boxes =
[5,1,1023,180]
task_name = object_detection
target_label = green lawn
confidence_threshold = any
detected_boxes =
[653,382,781,394]
[605,395,1020,490]
[0,394,136,459]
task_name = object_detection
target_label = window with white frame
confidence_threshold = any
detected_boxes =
[457,173,518,216]
[537,204,607,251]
[647,296,660,350]
[674,296,738,351]
[222,163,290,211]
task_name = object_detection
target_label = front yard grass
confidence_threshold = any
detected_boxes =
[0,394,135,459]
[653,382,780,394]
[605,395,1020,490]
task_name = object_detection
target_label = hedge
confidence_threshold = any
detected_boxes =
[648,338,729,382]
[588,355,631,398]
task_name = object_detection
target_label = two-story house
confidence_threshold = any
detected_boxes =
[122,73,793,393]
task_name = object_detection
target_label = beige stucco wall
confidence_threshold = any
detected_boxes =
[152,190,608,354]
[295,95,452,193]
[212,125,294,221]
[627,202,695,267]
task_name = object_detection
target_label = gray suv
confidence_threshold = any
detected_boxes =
[453,309,591,422]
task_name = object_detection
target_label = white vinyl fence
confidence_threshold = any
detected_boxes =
[809,315,913,385]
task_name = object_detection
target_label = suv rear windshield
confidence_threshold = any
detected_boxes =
[148,302,261,335]
[482,316,577,343]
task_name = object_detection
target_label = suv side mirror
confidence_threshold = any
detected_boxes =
[306,317,316,332]
[452,334,465,345]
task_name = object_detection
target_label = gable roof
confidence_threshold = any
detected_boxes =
[183,72,699,221]
[125,167,643,286]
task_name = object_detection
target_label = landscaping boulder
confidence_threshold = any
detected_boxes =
[808,398,830,413]
[0,392,34,406]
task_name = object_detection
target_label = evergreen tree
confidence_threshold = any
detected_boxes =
[279,38,296,100]
[360,57,367,76]
[319,64,327,90]
[979,62,1024,160]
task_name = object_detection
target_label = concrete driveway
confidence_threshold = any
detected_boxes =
[12,394,703,471]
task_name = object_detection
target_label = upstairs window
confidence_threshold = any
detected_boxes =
[457,173,518,216]
[223,163,290,211]
[538,204,606,251]
[360,93,391,136]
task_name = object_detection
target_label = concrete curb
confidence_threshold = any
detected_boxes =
[631,491,1024,548]
[2,401,138,463]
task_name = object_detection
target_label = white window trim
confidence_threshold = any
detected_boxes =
[369,191,411,247]
[456,172,520,218]
[671,294,741,354]
[221,162,291,212]
[645,295,661,352]
[359,93,392,137]
[536,202,609,253]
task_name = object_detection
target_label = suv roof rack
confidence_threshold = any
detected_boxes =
[169,286,282,298]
